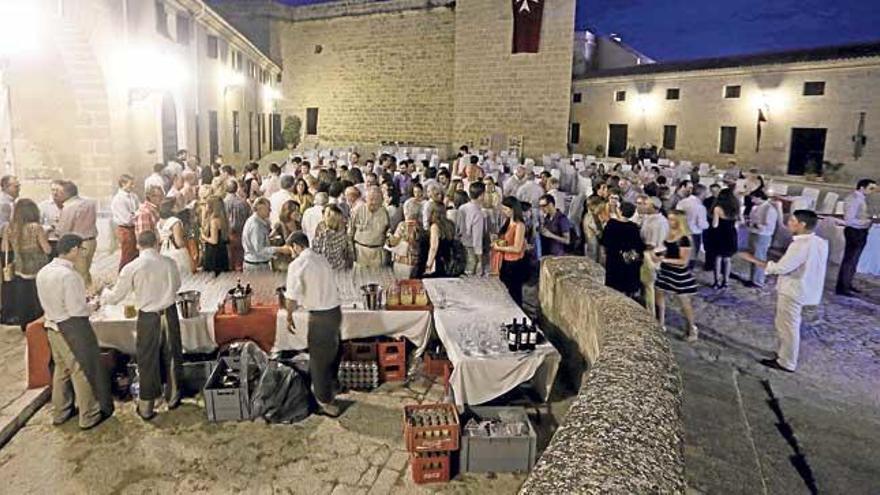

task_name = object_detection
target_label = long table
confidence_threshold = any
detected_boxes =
[422,278,561,407]
[26,268,432,388]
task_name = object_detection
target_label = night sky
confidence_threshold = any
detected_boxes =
[276,0,880,61]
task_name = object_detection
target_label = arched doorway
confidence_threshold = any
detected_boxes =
[161,92,178,163]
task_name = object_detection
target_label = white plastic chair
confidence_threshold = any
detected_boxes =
[801,187,821,209]
[818,192,838,214]
[585,155,596,162]
[834,200,846,215]
[791,197,814,211]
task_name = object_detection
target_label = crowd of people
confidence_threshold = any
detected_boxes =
[0,145,874,428]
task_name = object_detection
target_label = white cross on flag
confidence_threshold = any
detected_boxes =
[512,0,544,53]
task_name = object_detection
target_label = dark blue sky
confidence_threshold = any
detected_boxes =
[277,0,880,61]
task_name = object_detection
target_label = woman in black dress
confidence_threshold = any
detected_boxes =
[422,202,456,278]
[709,188,740,289]
[200,196,230,275]
[601,202,645,298]
[654,210,699,341]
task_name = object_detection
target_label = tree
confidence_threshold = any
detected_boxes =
[282,115,302,150]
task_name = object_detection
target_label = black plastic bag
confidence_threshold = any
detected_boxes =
[251,360,312,424]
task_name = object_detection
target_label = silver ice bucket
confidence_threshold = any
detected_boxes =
[360,284,384,311]
[177,291,201,319]
[227,290,252,315]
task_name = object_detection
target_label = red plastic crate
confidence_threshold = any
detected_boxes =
[380,364,406,382]
[423,354,451,378]
[403,403,460,452]
[410,451,450,484]
[343,340,378,362]
[378,340,406,366]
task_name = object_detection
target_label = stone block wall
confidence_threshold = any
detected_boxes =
[453,0,575,157]
[521,257,685,494]
[274,5,457,152]
[570,58,880,182]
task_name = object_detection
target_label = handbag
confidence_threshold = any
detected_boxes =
[3,247,14,282]
[621,249,643,265]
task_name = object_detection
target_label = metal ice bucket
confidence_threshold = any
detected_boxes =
[227,289,252,315]
[360,284,384,311]
[176,291,201,319]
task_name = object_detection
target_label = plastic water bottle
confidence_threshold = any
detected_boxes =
[129,369,140,399]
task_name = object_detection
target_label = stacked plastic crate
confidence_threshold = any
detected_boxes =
[403,403,460,484]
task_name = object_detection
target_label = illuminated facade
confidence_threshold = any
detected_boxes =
[0,0,282,198]
[569,42,880,181]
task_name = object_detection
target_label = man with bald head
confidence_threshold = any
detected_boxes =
[503,166,527,197]
[348,186,389,269]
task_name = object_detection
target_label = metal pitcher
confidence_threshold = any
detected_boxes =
[360,283,384,311]
[176,291,201,319]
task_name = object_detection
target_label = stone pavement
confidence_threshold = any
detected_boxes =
[0,374,533,494]
[667,261,880,494]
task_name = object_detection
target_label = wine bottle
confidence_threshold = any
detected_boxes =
[507,321,517,351]
[528,321,537,350]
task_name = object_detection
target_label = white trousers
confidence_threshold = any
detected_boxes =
[774,294,803,371]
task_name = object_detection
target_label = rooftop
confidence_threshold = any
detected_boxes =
[576,40,880,79]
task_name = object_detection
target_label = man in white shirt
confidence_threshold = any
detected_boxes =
[39,179,66,256]
[302,192,328,244]
[516,172,545,207]
[260,163,283,197]
[144,163,167,195]
[110,174,141,271]
[836,178,877,296]
[503,166,527,197]
[676,184,710,269]
[269,175,296,226]
[458,182,486,275]
[284,232,342,417]
[745,190,778,288]
[0,175,20,234]
[637,195,669,317]
[102,231,182,419]
[740,210,828,372]
[56,181,99,290]
[36,234,114,429]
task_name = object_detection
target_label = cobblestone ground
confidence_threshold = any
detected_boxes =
[0,252,561,494]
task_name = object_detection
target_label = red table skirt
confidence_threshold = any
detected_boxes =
[25,305,280,389]
[26,319,51,389]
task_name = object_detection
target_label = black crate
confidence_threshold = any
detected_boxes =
[203,358,249,422]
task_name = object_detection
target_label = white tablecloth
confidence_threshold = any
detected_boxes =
[422,278,561,407]
[91,305,216,355]
[273,307,432,352]
[815,219,880,275]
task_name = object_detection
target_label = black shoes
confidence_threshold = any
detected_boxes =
[759,358,794,373]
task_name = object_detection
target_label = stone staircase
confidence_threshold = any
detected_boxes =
[54,21,114,198]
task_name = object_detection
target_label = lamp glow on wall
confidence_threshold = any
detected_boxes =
[262,84,281,105]
[221,68,245,92]
[751,90,787,113]
[635,94,656,115]
[120,46,188,103]
[0,4,45,58]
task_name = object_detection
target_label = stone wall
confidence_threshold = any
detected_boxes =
[453,0,575,157]
[521,257,685,494]
[570,57,880,182]
[273,4,457,152]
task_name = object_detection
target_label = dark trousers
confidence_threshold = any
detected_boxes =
[500,256,528,307]
[136,306,182,402]
[837,227,869,292]
[688,233,703,270]
[307,306,343,404]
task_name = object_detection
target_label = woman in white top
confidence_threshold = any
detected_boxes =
[157,199,192,279]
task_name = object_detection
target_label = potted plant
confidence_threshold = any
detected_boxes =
[821,160,846,183]
[282,115,302,151]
